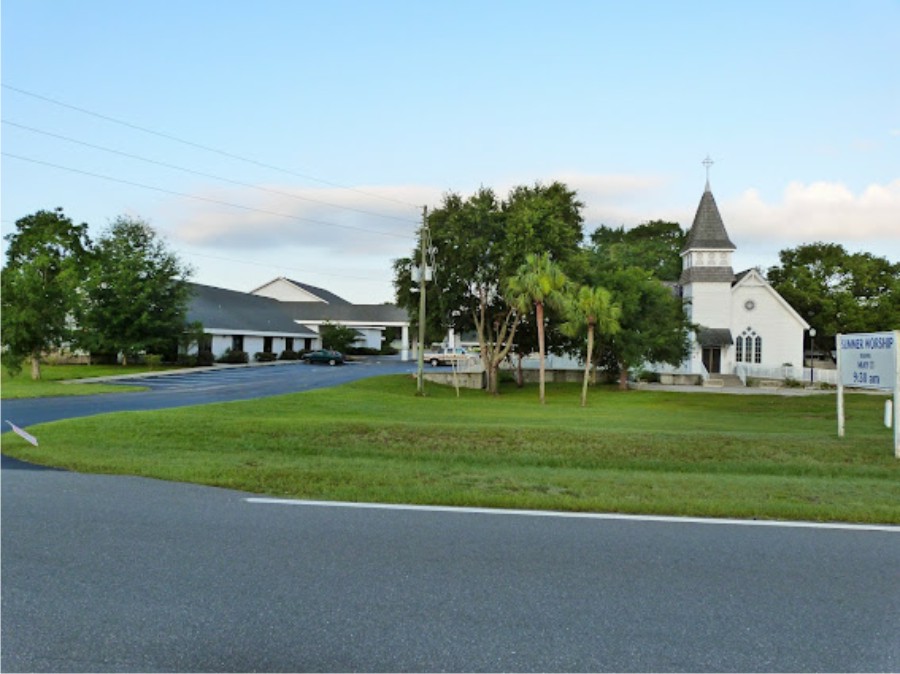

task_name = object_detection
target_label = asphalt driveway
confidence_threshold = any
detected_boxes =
[1,357,416,430]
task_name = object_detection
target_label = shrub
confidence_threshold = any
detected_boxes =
[498,370,517,384]
[177,350,215,367]
[636,370,660,383]
[279,350,301,361]
[254,351,278,362]
[347,347,381,356]
[320,322,361,354]
[217,349,249,364]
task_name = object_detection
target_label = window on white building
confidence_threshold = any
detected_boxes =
[738,328,761,364]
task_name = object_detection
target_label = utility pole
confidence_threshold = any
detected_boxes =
[416,206,428,396]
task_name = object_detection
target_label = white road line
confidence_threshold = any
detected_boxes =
[244,498,899,532]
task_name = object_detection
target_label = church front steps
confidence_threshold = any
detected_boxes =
[703,374,744,388]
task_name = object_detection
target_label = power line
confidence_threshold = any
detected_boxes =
[2,215,395,284]
[2,119,419,226]
[2,152,414,241]
[179,250,385,284]
[2,83,422,210]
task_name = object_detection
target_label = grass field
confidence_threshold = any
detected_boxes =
[2,375,898,524]
[0,364,158,398]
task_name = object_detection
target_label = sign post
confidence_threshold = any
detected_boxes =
[837,331,899,457]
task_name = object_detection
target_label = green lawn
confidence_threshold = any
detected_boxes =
[3,375,898,524]
[0,363,160,398]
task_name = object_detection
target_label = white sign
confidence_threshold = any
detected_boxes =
[836,331,900,457]
[838,332,897,390]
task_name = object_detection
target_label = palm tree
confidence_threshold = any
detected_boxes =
[564,284,621,407]
[506,252,568,404]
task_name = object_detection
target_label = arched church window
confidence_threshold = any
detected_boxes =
[739,328,759,364]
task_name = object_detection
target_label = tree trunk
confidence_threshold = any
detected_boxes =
[487,363,500,395]
[581,325,594,407]
[537,302,546,404]
[30,354,42,380]
[516,354,524,388]
[618,365,629,391]
[473,299,520,396]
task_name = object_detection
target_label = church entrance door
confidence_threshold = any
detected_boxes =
[702,347,721,374]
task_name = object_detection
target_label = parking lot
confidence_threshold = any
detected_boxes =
[105,361,312,392]
[2,357,416,431]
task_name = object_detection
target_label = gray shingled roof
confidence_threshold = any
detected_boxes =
[697,327,734,346]
[682,186,736,252]
[187,283,317,336]
[679,266,735,285]
[283,302,410,324]
[285,279,350,305]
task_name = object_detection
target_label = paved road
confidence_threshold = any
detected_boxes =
[2,464,898,672]
[1,358,417,430]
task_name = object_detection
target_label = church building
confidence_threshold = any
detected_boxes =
[675,179,809,383]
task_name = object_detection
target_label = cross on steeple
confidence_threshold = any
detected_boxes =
[702,155,714,190]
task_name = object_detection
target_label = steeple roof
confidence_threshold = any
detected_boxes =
[682,184,735,252]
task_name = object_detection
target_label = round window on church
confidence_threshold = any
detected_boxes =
[744,299,756,311]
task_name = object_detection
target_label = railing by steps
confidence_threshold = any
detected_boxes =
[735,363,838,385]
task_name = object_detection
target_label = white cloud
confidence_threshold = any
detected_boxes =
[163,184,440,256]
[164,174,673,253]
[563,175,899,264]
[553,173,672,227]
[725,179,900,245]
[163,175,900,301]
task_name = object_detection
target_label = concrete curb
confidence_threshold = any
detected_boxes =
[60,359,304,384]
[629,382,834,396]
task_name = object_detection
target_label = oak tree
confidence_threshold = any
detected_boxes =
[767,243,899,347]
[77,216,192,365]
[1,208,91,379]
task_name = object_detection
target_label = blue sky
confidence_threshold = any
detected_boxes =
[3,0,898,303]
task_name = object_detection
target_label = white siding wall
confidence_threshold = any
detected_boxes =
[687,282,732,327]
[356,328,383,350]
[678,272,807,377]
[211,335,233,357]
[243,336,265,356]
[209,334,322,358]
[732,285,805,370]
[252,279,325,302]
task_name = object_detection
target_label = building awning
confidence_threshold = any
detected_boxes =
[698,328,733,347]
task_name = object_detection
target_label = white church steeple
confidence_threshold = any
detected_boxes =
[680,161,736,285]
